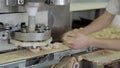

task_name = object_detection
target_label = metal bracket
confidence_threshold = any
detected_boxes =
[6,0,24,6]
[0,60,26,68]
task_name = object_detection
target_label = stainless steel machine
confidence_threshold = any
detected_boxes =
[0,0,71,50]
[0,0,71,47]
[0,0,89,68]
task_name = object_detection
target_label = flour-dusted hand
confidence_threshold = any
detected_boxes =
[63,30,94,50]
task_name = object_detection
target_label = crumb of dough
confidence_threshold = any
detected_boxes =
[28,47,40,53]
[50,43,62,49]
[41,46,52,50]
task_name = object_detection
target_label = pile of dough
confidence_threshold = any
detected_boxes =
[29,42,62,53]
[41,42,61,51]
[28,42,63,53]
[62,28,83,44]
[88,26,120,39]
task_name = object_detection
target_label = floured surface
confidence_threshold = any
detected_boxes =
[78,50,120,65]
[0,43,70,64]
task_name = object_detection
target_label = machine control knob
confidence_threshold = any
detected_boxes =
[45,0,51,5]
[0,22,4,30]
[18,0,24,5]
[47,0,69,5]
[0,32,9,40]
[21,22,26,28]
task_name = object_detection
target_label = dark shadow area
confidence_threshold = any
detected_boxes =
[72,17,93,29]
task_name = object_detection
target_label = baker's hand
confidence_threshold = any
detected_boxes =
[63,30,93,50]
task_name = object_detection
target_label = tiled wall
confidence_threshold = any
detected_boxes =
[71,0,108,20]
[71,0,109,3]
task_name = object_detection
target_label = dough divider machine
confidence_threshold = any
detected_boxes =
[0,0,89,68]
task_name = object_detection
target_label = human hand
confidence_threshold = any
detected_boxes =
[63,30,93,50]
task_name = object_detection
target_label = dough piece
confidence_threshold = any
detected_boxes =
[79,27,84,31]
[41,43,62,50]
[50,43,62,49]
[73,29,80,32]
[28,47,40,53]
[41,46,52,50]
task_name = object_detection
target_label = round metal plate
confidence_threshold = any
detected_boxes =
[12,30,51,42]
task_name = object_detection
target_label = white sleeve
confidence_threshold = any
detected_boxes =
[106,0,120,15]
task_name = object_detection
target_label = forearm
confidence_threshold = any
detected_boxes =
[80,11,115,35]
[90,39,120,50]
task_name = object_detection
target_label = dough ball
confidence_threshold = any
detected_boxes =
[41,46,52,50]
[50,43,62,49]
[28,47,40,53]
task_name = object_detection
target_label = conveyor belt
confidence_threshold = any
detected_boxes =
[0,44,70,64]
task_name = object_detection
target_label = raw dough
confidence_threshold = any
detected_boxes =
[88,26,120,39]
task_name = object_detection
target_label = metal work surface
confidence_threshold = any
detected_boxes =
[0,41,17,52]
